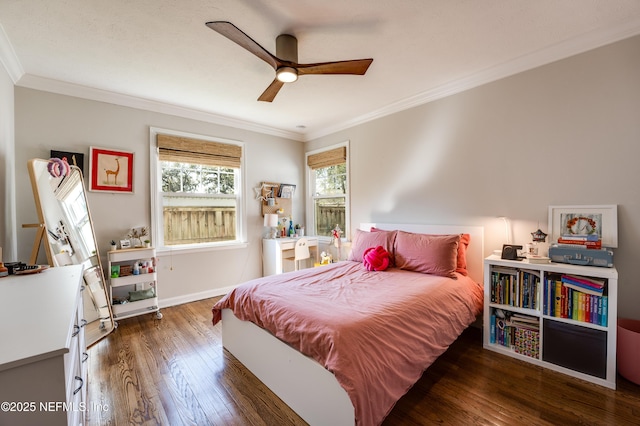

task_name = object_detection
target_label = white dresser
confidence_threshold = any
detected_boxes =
[0,265,87,426]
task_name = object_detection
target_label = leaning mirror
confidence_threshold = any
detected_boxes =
[27,158,115,346]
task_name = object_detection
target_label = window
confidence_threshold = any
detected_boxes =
[151,129,244,249]
[307,144,349,239]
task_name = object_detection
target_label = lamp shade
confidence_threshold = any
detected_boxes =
[264,214,278,227]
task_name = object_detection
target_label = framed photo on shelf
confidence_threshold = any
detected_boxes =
[278,183,296,198]
[119,239,131,249]
[89,147,134,192]
[548,204,618,248]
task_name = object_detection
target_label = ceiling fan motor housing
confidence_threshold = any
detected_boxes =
[276,34,298,63]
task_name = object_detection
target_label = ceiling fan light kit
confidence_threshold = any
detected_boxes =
[206,21,373,102]
[276,67,298,83]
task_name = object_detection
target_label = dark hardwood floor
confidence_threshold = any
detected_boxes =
[86,297,640,425]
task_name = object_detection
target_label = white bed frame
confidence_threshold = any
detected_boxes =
[221,223,484,425]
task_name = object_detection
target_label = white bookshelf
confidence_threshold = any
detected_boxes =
[483,255,618,389]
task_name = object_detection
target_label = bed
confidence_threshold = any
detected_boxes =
[212,223,484,426]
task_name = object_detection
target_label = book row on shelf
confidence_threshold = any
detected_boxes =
[489,309,540,359]
[543,273,608,326]
[489,268,540,310]
[489,266,609,327]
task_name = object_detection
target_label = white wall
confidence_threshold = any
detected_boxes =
[308,35,640,320]
[14,88,304,304]
[0,60,16,260]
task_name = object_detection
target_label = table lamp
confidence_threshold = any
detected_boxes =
[264,214,279,239]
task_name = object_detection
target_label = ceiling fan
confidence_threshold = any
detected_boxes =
[205,21,373,102]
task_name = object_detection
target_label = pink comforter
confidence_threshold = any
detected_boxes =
[212,261,483,426]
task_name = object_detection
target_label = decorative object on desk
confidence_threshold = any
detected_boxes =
[120,239,131,249]
[264,213,278,239]
[51,150,84,175]
[127,226,148,247]
[332,224,343,260]
[110,240,117,251]
[295,224,304,237]
[527,255,550,264]
[89,147,134,193]
[501,244,523,261]
[527,227,548,258]
[289,219,295,237]
[531,228,548,242]
[255,182,277,201]
[144,239,151,248]
[278,183,296,198]
[549,205,617,248]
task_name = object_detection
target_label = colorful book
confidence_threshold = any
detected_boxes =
[557,238,602,249]
[554,280,562,317]
[585,294,591,323]
[562,274,605,289]
[490,314,496,344]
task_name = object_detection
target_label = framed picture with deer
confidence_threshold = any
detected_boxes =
[89,147,134,193]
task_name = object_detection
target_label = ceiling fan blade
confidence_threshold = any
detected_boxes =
[258,79,285,102]
[206,21,280,70]
[297,58,373,76]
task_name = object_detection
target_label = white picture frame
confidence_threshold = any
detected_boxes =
[119,239,131,249]
[548,204,618,248]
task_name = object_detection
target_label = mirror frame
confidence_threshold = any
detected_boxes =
[27,158,115,346]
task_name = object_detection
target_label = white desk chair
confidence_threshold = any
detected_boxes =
[288,238,310,271]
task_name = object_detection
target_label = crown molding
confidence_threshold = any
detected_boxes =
[15,74,305,142]
[0,24,24,83]
[306,18,640,141]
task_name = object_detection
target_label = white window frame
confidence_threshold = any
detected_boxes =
[149,127,247,254]
[305,141,350,243]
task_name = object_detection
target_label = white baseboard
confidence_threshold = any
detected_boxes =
[158,285,236,309]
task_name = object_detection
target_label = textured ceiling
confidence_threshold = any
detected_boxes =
[1,0,640,141]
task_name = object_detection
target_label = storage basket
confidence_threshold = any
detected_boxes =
[617,318,640,385]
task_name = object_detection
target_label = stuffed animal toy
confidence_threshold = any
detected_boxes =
[362,245,390,271]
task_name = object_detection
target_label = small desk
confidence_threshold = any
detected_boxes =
[263,237,319,276]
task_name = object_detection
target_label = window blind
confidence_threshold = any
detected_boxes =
[307,147,346,170]
[157,134,242,168]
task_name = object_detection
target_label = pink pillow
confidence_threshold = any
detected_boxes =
[348,229,396,265]
[457,233,470,276]
[363,246,390,271]
[394,231,460,278]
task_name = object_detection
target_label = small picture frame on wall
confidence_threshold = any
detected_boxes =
[50,150,85,176]
[278,183,296,198]
[89,147,134,192]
